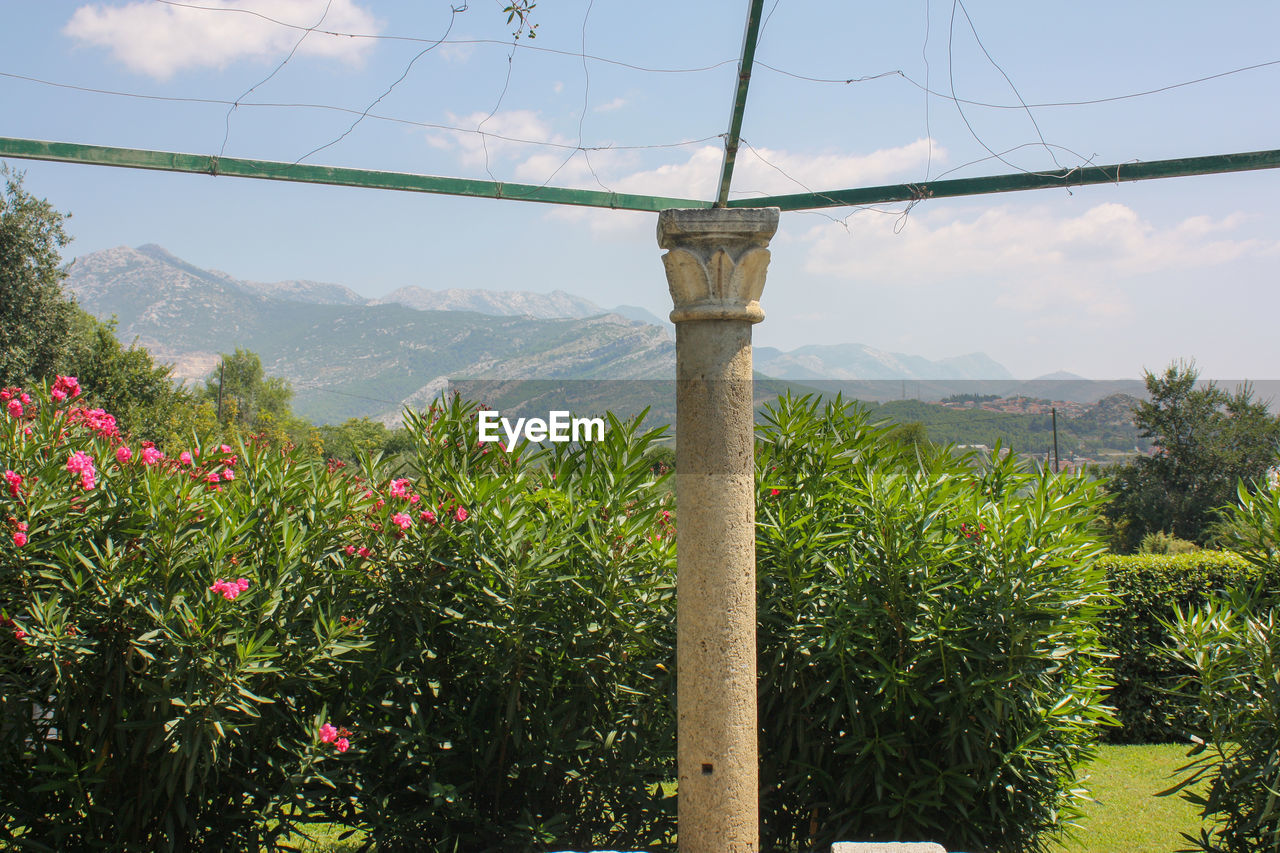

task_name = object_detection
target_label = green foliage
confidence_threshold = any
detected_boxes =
[1098,551,1278,744]
[0,382,370,850]
[755,394,1115,853]
[0,168,74,386]
[1139,530,1200,555]
[203,348,296,433]
[316,416,411,467]
[62,310,194,444]
[329,397,678,851]
[1161,477,1280,850]
[1104,361,1280,549]
[1166,591,1280,852]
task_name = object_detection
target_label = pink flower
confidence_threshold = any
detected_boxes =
[52,375,81,400]
[204,471,220,484]
[391,512,412,531]
[220,444,233,454]
[389,478,410,499]
[12,628,26,641]
[318,723,338,744]
[69,408,118,439]
[209,577,250,600]
[357,546,370,558]
[179,451,193,466]
[116,446,133,465]
[6,400,22,419]
[374,499,385,510]
[453,506,469,523]
[221,469,235,481]
[769,488,780,497]
[4,470,22,497]
[141,446,163,466]
[66,452,96,490]
[12,531,27,548]
[419,510,436,525]
[334,738,350,753]
[344,545,356,556]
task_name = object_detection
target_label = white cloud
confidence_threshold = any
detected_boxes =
[802,202,1273,323]
[64,0,379,79]
[595,96,627,112]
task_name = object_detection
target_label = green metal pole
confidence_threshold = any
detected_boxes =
[714,0,767,208]
[0,136,712,213]
[729,148,1280,211]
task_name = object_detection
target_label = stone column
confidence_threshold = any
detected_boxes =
[658,207,779,853]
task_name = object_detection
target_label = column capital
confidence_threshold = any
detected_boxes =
[658,207,779,324]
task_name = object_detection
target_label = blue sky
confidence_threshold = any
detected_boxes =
[3,1,1280,379]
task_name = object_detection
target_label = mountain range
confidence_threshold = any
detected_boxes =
[65,245,1020,424]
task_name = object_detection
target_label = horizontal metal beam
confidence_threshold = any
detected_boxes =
[728,148,1280,211]
[0,136,712,213]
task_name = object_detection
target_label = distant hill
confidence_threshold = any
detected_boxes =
[754,343,1012,381]
[64,245,1048,425]
[65,246,675,424]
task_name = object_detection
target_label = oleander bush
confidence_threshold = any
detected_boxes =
[1163,480,1280,853]
[0,384,678,852]
[755,394,1115,853]
[0,379,370,851]
[326,397,678,852]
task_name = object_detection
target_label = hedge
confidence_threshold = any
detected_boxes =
[1099,551,1280,743]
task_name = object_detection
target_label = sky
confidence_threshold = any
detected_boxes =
[3,0,1280,380]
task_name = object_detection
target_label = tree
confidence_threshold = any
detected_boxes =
[62,311,192,441]
[203,348,294,430]
[1104,361,1280,549]
[0,167,75,385]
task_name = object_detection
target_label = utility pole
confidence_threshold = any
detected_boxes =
[1051,407,1060,473]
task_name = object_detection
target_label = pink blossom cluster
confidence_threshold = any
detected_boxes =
[66,451,97,491]
[68,407,118,439]
[4,470,22,499]
[9,521,28,548]
[51,375,81,402]
[210,577,251,600]
[318,722,351,753]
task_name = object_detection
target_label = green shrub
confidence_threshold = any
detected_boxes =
[0,380,369,850]
[328,397,678,852]
[1099,551,1278,743]
[1161,480,1280,852]
[755,394,1115,853]
[1166,593,1280,852]
[1140,530,1200,555]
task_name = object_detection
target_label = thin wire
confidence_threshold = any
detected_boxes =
[0,69,726,155]
[219,0,334,159]
[151,0,737,74]
[956,0,1060,169]
[576,0,612,194]
[287,4,466,166]
[921,0,933,182]
[758,0,783,45]
[477,38,517,184]
[758,58,1280,110]
[947,0,1026,175]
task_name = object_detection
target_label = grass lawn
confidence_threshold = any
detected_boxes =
[1057,743,1210,853]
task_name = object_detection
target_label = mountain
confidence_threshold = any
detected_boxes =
[371,286,603,319]
[65,246,674,424]
[754,343,1012,381]
[64,245,1027,425]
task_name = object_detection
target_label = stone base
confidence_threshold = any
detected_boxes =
[832,843,947,853]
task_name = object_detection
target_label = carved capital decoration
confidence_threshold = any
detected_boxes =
[658,208,780,324]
